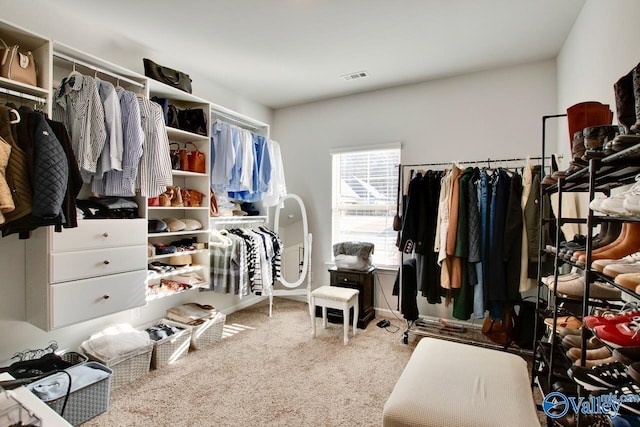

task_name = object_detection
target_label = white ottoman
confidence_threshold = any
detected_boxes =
[310,285,359,345]
[382,338,540,427]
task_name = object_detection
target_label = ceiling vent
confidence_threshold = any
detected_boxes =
[341,71,369,81]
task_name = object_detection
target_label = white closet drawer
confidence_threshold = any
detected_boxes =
[51,219,146,252]
[50,245,147,283]
[50,270,147,329]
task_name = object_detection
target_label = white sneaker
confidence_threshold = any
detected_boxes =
[623,194,640,216]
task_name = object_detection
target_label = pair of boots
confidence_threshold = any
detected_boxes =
[609,63,640,155]
[572,222,640,266]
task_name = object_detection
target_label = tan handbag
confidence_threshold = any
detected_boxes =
[0,39,37,86]
[185,142,206,174]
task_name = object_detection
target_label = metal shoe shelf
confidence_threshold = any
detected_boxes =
[531,114,640,426]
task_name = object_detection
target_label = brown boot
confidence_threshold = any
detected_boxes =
[578,223,640,263]
[566,101,614,152]
[573,223,628,262]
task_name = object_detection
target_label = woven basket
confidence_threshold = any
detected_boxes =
[83,344,153,390]
[171,311,226,350]
[60,351,88,366]
[30,361,112,426]
[145,319,193,369]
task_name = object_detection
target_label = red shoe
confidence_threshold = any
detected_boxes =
[593,316,640,348]
[584,310,640,329]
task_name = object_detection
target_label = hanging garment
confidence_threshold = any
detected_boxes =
[47,119,83,230]
[392,258,419,321]
[210,121,237,190]
[53,73,107,183]
[136,96,172,198]
[0,135,13,224]
[0,105,31,225]
[92,88,144,196]
[228,134,273,202]
[519,159,536,292]
[261,140,287,207]
[210,231,247,296]
[92,77,123,178]
[487,168,510,312]
[2,108,69,238]
[452,167,477,320]
[503,171,523,303]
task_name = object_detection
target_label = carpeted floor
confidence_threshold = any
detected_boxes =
[82,298,545,426]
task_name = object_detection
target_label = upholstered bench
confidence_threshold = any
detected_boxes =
[310,285,359,345]
[382,338,540,427]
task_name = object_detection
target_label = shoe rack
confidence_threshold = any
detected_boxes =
[532,114,640,425]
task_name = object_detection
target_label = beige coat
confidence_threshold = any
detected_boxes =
[0,136,14,224]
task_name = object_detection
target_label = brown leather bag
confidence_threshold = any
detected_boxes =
[0,39,37,86]
[185,142,206,174]
[481,306,518,348]
[210,190,219,217]
[180,188,204,207]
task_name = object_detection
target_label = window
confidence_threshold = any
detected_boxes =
[332,146,401,268]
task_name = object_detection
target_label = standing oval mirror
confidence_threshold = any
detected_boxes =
[274,194,309,289]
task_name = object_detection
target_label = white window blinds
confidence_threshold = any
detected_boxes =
[331,147,401,267]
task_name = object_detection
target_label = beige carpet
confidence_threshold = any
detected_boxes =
[83,298,416,427]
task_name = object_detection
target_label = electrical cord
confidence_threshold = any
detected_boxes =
[374,271,404,333]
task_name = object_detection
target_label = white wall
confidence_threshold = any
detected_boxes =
[272,60,559,322]
[0,5,272,362]
[557,0,640,152]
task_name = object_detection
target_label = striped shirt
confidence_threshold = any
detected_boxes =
[93,78,123,177]
[53,73,107,183]
[92,88,144,196]
[136,97,173,197]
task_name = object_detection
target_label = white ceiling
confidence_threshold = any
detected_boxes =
[58,0,585,109]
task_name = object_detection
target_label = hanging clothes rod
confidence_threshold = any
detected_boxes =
[52,52,145,88]
[212,111,264,131]
[401,155,561,169]
[0,87,47,104]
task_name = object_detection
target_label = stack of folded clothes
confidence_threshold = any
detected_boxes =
[145,323,185,341]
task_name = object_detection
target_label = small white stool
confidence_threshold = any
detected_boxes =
[310,285,359,345]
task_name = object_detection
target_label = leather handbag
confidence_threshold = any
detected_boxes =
[180,188,204,207]
[177,108,207,136]
[169,142,181,170]
[481,306,518,348]
[167,104,180,128]
[143,58,192,93]
[0,39,37,86]
[185,141,206,174]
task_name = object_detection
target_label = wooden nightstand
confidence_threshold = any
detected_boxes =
[316,267,375,329]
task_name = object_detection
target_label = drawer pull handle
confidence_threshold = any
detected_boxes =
[343,278,348,282]
[102,232,109,238]
[103,260,110,265]
[102,294,110,300]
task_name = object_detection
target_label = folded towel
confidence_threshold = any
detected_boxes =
[81,323,151,360]
[30,364,109,401]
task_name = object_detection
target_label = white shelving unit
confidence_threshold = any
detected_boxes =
[145,79,212,298]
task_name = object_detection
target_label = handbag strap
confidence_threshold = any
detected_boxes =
[185,141,198,152]
[160,67,181,85]
[0,39,8,50]
[169,142,180,151]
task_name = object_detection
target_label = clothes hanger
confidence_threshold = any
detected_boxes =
[210,229,233,248]
[9,108,20,124]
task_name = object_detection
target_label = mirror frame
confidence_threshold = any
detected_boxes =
[273,194,309,289]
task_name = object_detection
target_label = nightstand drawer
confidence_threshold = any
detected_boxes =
[50,270,147,329]
[51,219,146,252]
[50,245,147,283]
